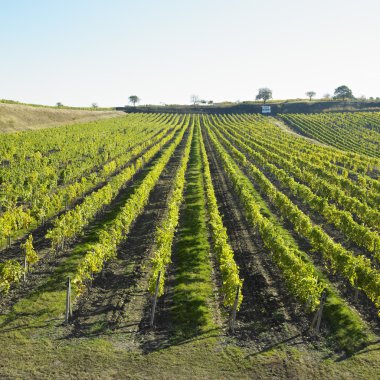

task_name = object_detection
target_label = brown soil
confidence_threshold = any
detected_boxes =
[67,130,190,348]
[232,150,380,335]
[0,131,182,315]
[0,125,174,262]
[207,120,380,334]
[0,122,178,264]
[202,124,313,350]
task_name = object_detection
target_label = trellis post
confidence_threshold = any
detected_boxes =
[150,271,161,327]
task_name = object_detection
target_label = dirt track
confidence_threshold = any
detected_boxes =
[270,117,329,147]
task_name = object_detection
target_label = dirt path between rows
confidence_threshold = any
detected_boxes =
[202,122,310,351]
[0,129,184,317]
[0,124,173,261]
[68,129,190,349]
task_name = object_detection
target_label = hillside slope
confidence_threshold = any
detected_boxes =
[0,102,124,133]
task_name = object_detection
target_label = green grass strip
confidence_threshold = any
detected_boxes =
[170,121,216,339]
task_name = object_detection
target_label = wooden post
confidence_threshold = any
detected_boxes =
[230,286,240,334]
[310,307,319,331]
[7,235,11,248]
[310,289,327,334]
[23,254,28,282]
[150,271,161,328]
[65,276,72,324]
[315,291,326,333]
[354,288,359,302]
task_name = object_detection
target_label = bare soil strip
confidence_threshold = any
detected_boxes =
[202,124,312,350]
[68,130,190,346]
[270,117,329,147]
[0,130,183,316]
[232,148,380,336]
[0,124,173,257]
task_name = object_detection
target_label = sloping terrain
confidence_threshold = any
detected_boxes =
[0,113,379,379]
[279,112,380,158]
[0,102,124,132]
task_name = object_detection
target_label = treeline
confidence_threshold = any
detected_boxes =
[118,100,380,115]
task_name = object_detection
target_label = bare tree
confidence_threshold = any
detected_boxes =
[190,95,200,105]
[129,95,140,107]
[91,103,98,108]
[306,91,316,101]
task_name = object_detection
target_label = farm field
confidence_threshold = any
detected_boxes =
[280,112,380,158]
[0,112,380,379]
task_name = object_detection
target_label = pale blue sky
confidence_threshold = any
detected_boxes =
[1,0,379,106]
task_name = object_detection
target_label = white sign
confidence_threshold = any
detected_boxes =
[262,106,271,114]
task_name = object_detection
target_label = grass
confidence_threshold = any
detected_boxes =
[169,124,217,339]
[0,322,379,379]
[0,98,115,111]
[0,102,123,133]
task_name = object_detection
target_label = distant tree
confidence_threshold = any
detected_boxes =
[334,85,354,101]
[56,102,63,107]
[323,93,331,99]
[208,100,214,105]
[306,91,316,101]
[358,95,366,101]
[255,88,272,104]
[129,95,140,107]
[200,99,207,104]
[91,103,98,108]
[190,95,200,105]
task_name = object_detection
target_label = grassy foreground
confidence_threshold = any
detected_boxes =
[1,330,379,379]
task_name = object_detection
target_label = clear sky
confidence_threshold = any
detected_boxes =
[1,0,379,106]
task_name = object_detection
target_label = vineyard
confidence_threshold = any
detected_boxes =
[0,112,379,379]
[280,112,380,158]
